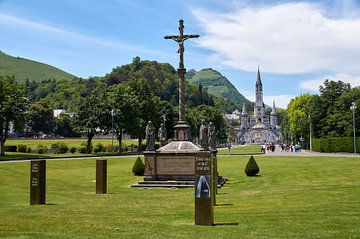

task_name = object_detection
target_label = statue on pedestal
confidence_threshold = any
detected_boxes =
[145,121,155,151]
[208,122,216,150]
[158,123,167,147]
[199,119,208,150]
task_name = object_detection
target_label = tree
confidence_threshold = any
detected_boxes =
[27,100,54,135]
[0,75,27,155]
[186,105,227,143]
[54,113,78,138]
[286,94,314,144]
[72,88,111,153]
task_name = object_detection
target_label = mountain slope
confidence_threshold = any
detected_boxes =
[185,68,251,107]
[0,51,76,83]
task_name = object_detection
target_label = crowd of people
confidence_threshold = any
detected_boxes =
[280,143,302,152]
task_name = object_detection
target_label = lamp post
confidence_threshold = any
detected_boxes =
[111,109,114,153]
[350,102,357,154]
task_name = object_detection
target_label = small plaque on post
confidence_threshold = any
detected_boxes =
[30,160,46,205]
[96,160,107,194]
[195,152,213,226]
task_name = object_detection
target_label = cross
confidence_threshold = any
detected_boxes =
[164,19,199,140]
[164,19,200,69]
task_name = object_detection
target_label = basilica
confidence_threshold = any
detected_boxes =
[229,69,281,144]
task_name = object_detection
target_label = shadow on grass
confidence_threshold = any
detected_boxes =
[215,203,233,207]
[214,222,239,226]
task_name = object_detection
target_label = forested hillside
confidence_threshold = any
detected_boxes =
[185,68,251,108]
[0,51,76,83]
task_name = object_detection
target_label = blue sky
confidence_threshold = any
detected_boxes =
[1,0,360,108]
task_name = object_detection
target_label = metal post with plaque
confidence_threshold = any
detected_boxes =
[195,152,213,226]
[30,160,46,205]
[96,160,107,194]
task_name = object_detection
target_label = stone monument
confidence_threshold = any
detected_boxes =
[133,19,226,188]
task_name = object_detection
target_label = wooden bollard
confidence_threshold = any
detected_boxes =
[96,160,107,194]
[30,160,46,205]
[195,152,213,226]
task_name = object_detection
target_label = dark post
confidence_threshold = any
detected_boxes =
[96,160,107,194]
[30,160,46,205]
[195,152,213,226]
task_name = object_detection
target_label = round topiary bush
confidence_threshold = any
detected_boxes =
[17,145,27,153]
[132,157,145,176]
[70,146,77,154]
[55,142,69,154]
[245,155,260,176]
[94,143,105,153]
[27,147,32,153]
[37,144,48,154]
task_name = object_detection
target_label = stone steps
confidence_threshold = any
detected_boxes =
[131,177,227,188]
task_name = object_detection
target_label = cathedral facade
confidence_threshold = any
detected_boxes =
[230,69,281,144]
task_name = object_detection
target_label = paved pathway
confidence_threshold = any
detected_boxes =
[219,144,360,158]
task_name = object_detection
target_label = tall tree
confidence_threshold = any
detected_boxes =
[0,75,27,155]
[27,100,54,135]
[72,88,111,153]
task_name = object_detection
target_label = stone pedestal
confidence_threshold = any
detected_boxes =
[30,160,46,205]
[133,141,226,188]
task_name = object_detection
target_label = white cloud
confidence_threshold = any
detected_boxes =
[300,73,360,91]
[192,2,360,74]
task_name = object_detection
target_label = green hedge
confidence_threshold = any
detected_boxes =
[312,137,360,153]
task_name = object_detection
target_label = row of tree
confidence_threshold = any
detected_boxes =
[0,57,228,155]
[281,80,360,147]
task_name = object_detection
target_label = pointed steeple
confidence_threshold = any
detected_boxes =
[256,66,262,92]
[271,100,277,115]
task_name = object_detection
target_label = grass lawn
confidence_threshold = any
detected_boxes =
[5,138,138,149]
[218,144,263,155]
[0,155,359,238]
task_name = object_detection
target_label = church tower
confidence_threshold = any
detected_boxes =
[253,67,265,123]
[270,100,279,126]
[240,103,248,128]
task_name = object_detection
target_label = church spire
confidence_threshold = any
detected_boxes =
[256,66,262,92]
[271,100,277,115]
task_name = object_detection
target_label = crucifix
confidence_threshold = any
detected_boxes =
[164,19,199,140]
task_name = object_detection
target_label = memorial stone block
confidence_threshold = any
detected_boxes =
[195,152,213,226]
[30,160,46,205]
[96,160,107,194]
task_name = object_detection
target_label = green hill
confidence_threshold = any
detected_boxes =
[0,51,76,83]
[185,68,251,107]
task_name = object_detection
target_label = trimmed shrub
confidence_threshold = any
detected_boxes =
[132,157,145,176]
[4,145,17,152]
[55,142,69,154]
[94,142,105,153]
[79,142,92,154]
[106,144,119,153]
[27,147,32,153]
[37,144,48,154]
[17,145,27,153]
[245,155,260,176]
[312,137,360,153]
[70,147,77,154]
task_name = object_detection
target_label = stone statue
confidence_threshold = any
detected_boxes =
[208,122,216,150]
[145,121,155,151]
[158,123,167,147]
[199,119,208,149]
